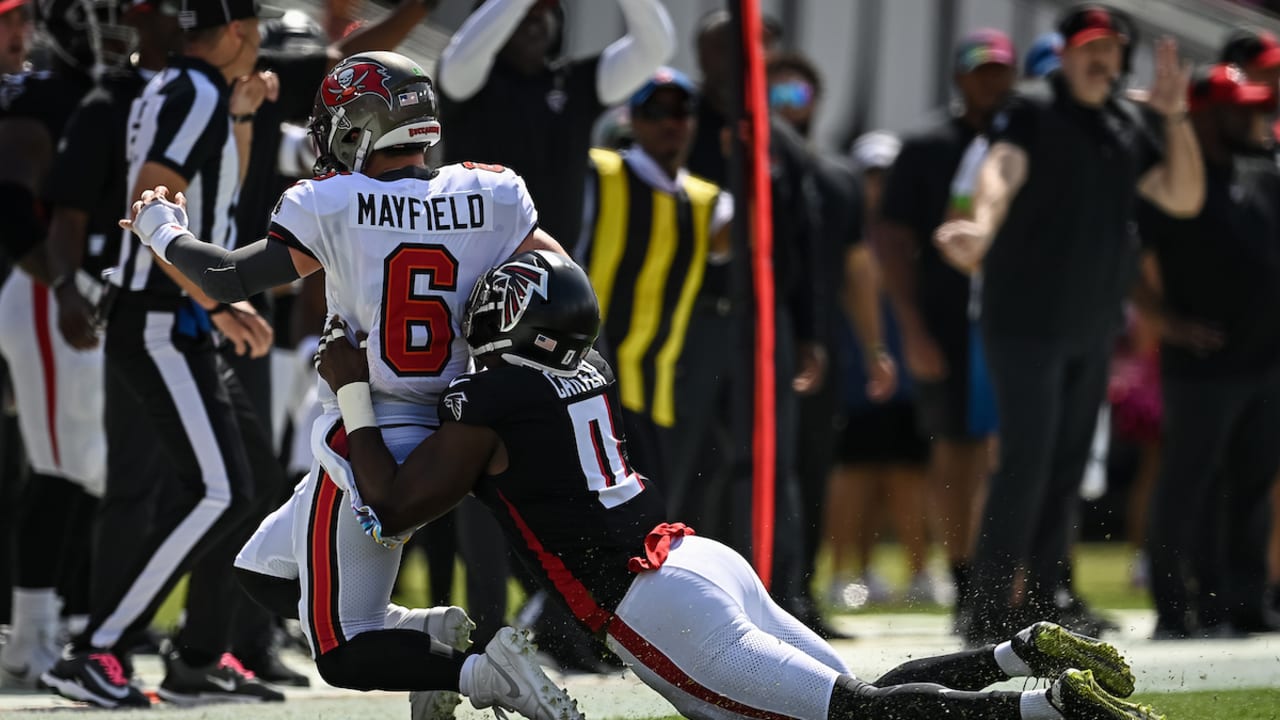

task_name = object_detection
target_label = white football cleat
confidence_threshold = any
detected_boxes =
[468,627,584,720]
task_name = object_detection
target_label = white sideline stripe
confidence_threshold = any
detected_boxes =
[92,312,233,648]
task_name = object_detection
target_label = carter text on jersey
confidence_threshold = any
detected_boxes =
[350,189,494,234]
[545,362,608,400]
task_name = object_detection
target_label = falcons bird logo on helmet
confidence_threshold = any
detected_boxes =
[493,261,550,332]
[322,61,394,109]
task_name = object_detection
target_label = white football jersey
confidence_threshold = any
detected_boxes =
[269,162,536,425]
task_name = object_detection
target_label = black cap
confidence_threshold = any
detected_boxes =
[173,0,282,30]
[1221,27,1280,71]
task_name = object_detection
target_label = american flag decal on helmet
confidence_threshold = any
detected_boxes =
[494,261,549,332]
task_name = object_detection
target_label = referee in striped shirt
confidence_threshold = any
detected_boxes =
[43,0,286,707]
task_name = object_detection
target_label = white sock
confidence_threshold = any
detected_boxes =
[1020,689,1063,720]
[995,640,1034,677]
[10,588,58,638]
[458,653,481,698]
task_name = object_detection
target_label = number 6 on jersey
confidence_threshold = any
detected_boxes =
[381,244,459,376]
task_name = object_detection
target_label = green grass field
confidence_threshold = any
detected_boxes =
[1136,689,1280,719]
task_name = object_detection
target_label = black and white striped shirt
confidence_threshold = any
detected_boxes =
[115,56,239,295]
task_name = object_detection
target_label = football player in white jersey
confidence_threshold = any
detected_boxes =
[120,51,582,720]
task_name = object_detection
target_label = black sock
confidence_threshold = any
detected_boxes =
[828,673,1022,720]
[873,646,1005,690]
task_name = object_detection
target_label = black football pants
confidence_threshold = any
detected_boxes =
[965,336,1110,640]
[84,302,272,658]
[1147,369,1280,633]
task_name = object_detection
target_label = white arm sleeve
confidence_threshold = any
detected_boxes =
[437,0,539,102]
[596,0,676,106]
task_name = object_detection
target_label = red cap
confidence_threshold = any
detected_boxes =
[0,0,26,16]
[1221,29,1280,71]
[1061,6,1127,49]
[1188,63,1278,113]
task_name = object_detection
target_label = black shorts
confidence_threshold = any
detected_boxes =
[914,322,998,442]
[837,401,930,466]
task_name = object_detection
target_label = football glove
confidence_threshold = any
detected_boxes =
[351,499,411,550]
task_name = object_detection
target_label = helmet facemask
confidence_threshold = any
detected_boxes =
[39,0,138,76]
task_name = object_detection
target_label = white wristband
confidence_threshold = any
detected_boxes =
[336,382,377,433]
[149,223,195,265]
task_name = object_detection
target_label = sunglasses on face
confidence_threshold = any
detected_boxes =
[769,81,814,110]
[634,100,695,122]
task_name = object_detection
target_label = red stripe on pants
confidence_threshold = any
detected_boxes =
[310,425,349,654]
[32,282,59,466]
[606,618,800,720]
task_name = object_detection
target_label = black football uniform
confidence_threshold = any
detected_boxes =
[437,350,667,630]
[0,70,92,259]
[45,67,145,278]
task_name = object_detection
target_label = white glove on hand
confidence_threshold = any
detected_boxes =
[130,194,191,264]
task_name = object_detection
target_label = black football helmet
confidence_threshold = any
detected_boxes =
[260,8,324,54]
[38,0,137,73]
[308,51,441,174]
[462,250,600,376]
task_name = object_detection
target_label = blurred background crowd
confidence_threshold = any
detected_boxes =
[1,0,1280,702]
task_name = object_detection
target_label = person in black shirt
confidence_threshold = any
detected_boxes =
[316,249,1162,720]
[1139,64,1280,639]
[878,28,1015,624]
[686,11,827,634]
[0,0,96,689]
[766,51,895,633]
[935,4,1205,646]
[436,0,673,244]
[1218,22,1280,638]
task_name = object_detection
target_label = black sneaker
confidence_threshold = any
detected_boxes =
[40,647,151,709]
[157,642,285,705]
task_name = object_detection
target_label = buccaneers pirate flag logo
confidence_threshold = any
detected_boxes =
[322,61,394,109]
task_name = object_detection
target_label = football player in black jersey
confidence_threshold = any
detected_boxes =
[0,0,111,689]
[316,250,1165,720]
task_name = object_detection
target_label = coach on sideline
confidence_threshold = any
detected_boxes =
[935,4,1204,646]
[1139,64,1280,639]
